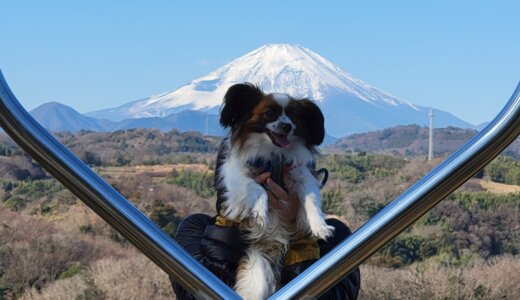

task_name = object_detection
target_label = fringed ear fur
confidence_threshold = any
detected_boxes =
[290,99,325,146]
[220,83,264,129]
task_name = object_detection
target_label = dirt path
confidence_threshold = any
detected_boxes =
[97,163,212,178]
[480,179,520,194]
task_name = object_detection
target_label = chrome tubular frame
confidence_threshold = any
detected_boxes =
[270,81,520,299]
[0,70,240,300]
[0,68,518,299]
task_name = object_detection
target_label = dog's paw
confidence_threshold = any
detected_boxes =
[251,201,268,229]
[305,213,335,240]
[311,223,335,240]
[247,183,269,228]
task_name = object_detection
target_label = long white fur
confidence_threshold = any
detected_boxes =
[272,93,291,106]
[234,248,277,300]
[219,94,333,299]
[222,151,269,227]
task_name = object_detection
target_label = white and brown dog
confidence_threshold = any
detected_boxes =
[214,83,333,299]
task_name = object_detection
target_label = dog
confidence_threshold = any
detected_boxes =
[214,83,333,299]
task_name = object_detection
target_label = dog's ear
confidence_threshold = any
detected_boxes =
[220,83,264,129]
[289,99,325,146]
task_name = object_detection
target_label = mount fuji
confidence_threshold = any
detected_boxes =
[87,44,473,137]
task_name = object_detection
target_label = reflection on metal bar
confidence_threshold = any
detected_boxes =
[0,70,240,300]
[270,81,520,300]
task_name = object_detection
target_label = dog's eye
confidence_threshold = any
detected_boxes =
[263,109,274,118]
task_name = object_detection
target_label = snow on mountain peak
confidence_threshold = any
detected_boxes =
[83,43,474,137]
[87,43,425,125]
[111,44,417,118]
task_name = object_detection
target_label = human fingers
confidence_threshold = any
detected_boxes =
[283,175,294,190]
[266,178,288,200]
[254,172,271,184]
[266,189,289,212]
[266,181,298,221]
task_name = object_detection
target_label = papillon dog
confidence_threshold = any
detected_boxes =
[214,83,333,299]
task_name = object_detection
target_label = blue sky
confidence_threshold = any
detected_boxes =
[0,1,518,125]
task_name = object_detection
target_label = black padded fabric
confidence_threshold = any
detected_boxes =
[170,214,360,300]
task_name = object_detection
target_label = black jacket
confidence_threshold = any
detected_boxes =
[171,214,360,299]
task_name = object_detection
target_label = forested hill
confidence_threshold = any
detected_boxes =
[1,126,520,299]
[0,128,221,167]
[331,125,520,158]
[2,126,519,161]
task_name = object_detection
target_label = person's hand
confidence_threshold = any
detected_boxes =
[255,172,300,222]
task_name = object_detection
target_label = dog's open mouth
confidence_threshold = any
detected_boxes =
[266,130,290,148]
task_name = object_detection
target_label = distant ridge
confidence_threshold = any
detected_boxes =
[330,125,478,156]
[30,102,223,135]
[30,102,112,132]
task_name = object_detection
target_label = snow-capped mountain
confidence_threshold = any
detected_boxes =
[87,44,473,137]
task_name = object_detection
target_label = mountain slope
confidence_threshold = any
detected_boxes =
[330,125,479,156]
[114,110,223,135]
[331,124,520,158]
[30,102,227,135]
[30,102,114,132]
[87,43,474,137]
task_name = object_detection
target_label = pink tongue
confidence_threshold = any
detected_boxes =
[273,133,290,148]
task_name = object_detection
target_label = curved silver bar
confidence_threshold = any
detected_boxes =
[2,66,518,300]
[0,70,240,300]
[270,82,520,299]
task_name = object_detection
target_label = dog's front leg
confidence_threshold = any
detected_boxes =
[294,170,334,240]
[221,157,268,227]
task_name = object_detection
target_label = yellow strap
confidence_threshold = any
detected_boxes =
[284,235,320,265]
[215,215,241,228]
[215,215,320,265]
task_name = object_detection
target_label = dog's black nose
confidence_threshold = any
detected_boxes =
[279,122,292,134]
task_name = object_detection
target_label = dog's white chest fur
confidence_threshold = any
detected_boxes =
[217,138,333,300]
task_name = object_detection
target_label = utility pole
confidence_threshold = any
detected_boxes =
[205,117,209,135]
[428,109,434,161]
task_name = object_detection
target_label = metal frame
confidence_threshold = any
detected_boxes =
[0,70,240,300]
[1,69,519,299]
[271,84,520,299]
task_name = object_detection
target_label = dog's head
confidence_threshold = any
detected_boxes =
[220,83,325,150]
